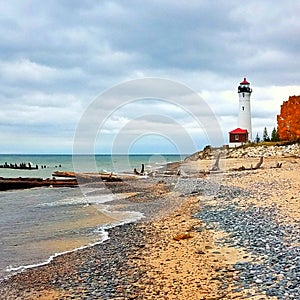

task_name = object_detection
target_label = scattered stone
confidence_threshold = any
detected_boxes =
[173,232,193,241]
[196,187,300,298]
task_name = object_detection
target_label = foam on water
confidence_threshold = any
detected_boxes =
[38,190,136,208]
[4,210,144,279]
[0,185,144,281]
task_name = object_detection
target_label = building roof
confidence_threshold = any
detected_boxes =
[229,128,248,134]
[240,77,250,84]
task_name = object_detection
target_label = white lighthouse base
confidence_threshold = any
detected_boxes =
[229,142,245,148]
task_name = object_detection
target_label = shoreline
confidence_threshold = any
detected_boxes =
[0,220,152,299]
[1,195,145,283]
[0,155,299,299]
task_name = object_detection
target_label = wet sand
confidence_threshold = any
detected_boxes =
[133,196,247,299]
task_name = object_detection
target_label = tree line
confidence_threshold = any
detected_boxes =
[255,127,279,143]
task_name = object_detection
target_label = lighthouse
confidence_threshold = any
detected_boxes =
[238,77,252,141]
[229,78,253,146]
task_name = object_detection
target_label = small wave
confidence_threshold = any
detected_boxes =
[38,193,115,207]
[153,165,165,170]
[96,205,144,225]
[5,229,109,274]
[5,209,144,277]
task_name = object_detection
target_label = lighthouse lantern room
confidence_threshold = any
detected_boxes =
[229,77,253,147]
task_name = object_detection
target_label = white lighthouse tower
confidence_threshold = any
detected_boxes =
[237,77,252,141]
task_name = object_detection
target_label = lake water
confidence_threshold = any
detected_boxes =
[0,154,184,280]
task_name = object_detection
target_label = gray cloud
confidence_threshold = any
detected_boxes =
[0,0,299,153]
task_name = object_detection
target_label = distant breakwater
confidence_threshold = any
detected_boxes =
[0,162,62,170]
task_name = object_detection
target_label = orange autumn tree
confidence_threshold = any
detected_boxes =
[277,95,300,141]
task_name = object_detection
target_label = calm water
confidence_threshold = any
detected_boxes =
[0,154,184,280]
[0,154,182,178]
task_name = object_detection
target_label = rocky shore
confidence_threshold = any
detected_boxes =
[0,147,299,299]
[185,143,300,161]
[226,143,300,158]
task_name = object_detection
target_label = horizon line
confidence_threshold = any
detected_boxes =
[0,153,190,156]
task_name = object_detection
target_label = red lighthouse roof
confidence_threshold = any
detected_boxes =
[229,128,248,134]
[240,77,250,84]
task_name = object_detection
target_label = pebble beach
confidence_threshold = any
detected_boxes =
[0,145,299,299]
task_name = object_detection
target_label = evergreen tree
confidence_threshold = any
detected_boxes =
[255,133,260,143]
[263,127,270,142]
[271,127,279,142]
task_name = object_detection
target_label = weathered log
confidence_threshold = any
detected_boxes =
[252,156,264,170]
[0,177,78,191]
[229,157,264,172]
[52,171,76,177]
[133,164,145,176]
[0,171,128,190]
[53,171,123,182]
[210,153,221,171]
[98,173,122,182]
[140,163,145,174]
[271,162,283,169]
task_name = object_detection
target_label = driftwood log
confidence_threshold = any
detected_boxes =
[230,156,264,171]
[134,164,145,175]
[53,171,123,182]
[0,177,77,191]
[0,170,130,191]
[271,162,283,168]
[210,153,221,171]
[251,156,264,169]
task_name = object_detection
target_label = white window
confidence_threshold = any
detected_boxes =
[235,135,239,141]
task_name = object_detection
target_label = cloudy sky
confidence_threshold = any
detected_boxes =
[0,0,299,154]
